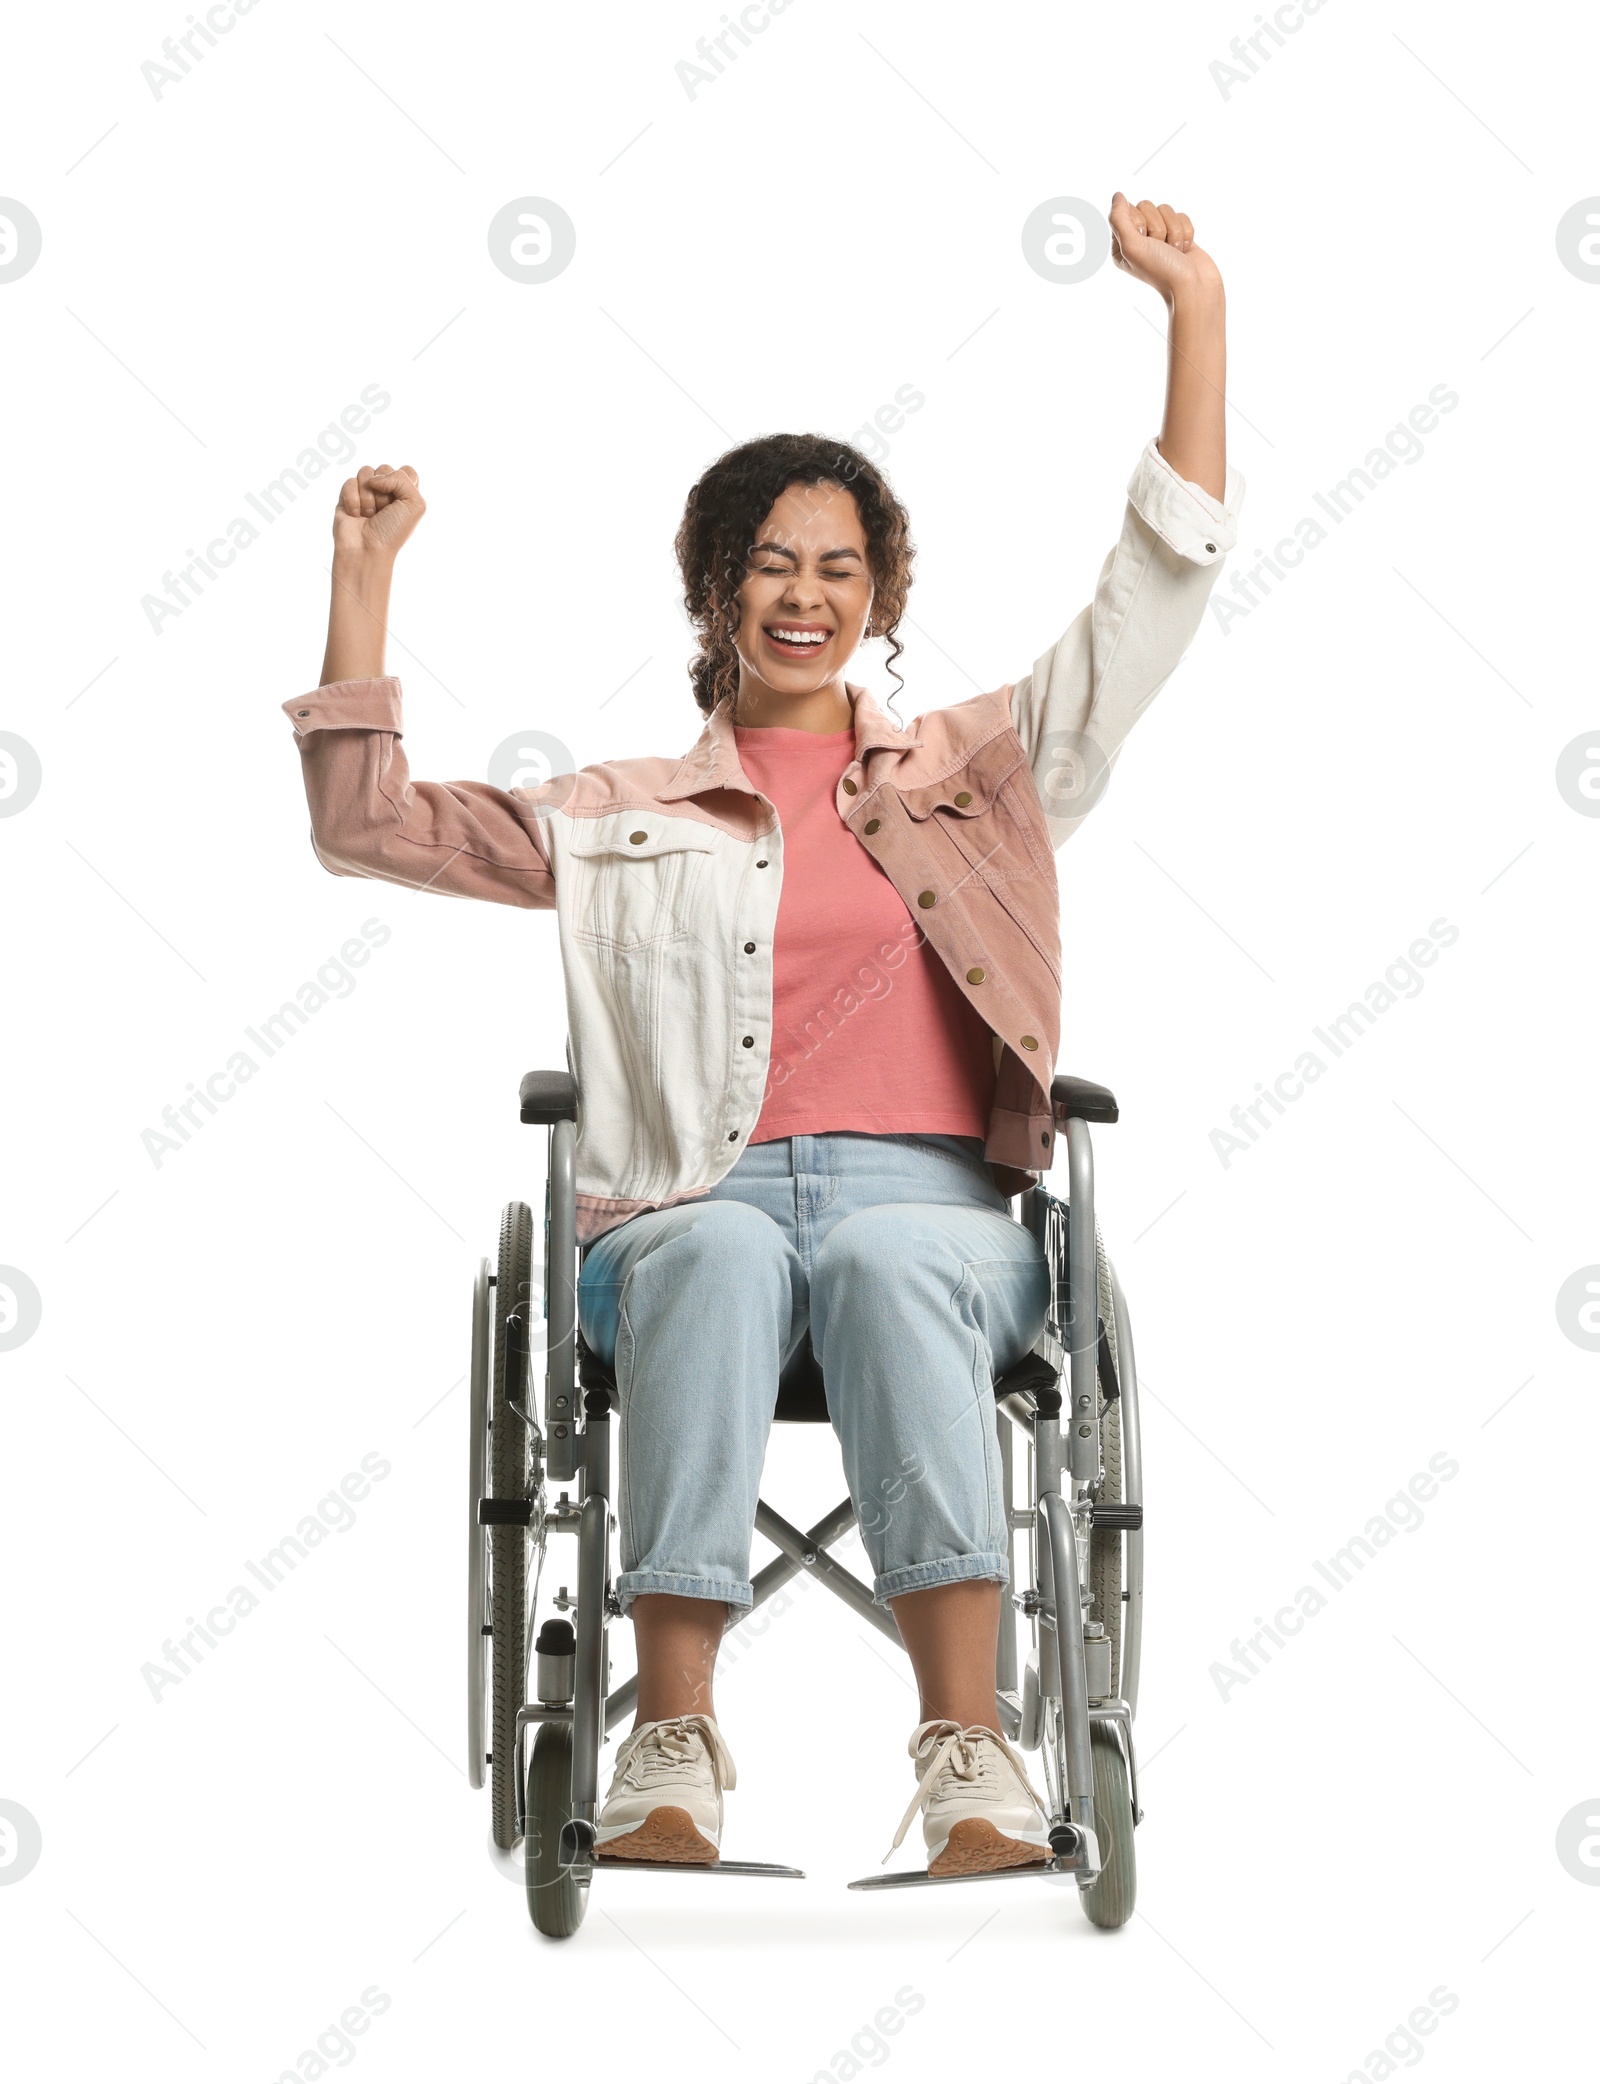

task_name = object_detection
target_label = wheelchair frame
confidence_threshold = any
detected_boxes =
[468,1071,1145,1936]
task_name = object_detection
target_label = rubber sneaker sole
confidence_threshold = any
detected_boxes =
[929,1819,1051,1877]
[594,1805,720,1865]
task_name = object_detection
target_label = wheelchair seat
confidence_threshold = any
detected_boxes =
[576,1330,1059,1424]
[577,1331,832,1422]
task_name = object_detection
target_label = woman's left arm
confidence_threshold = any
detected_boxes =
[1109,193,1228,500]
[1007,193,1245,848]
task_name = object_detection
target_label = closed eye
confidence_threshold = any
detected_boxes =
[749,561,858,578]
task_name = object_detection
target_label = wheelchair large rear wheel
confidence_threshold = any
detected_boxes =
[490,1200,535,1850]
[525,1724,587,1939]
[466,1258,491,1789]
[1088,1234,1125,1693]
[1078,1723,1136,1929]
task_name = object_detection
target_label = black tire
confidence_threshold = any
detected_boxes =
[525,1724,587,1939]
[467,1259,491,1789]
[1089,1401,1123,1680]
[1078,1723,1136,1929]
[490,1201,535,1851]
[1088,1231,1124,1695]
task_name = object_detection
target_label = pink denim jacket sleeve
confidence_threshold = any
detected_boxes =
[282,676,556,908]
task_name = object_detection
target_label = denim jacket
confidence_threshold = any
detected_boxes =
[285,437,1243,1239]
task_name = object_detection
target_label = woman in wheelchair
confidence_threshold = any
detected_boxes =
[287,193,1241,1880]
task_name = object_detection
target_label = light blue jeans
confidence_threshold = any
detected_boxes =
[577,1132,1049,1613]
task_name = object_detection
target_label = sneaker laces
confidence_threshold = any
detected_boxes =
[611,1714,736,1794]
[884,1719,1047,1864]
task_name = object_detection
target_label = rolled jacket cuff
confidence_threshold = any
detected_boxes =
[1127,435,1245,562]
[284,675,403,736]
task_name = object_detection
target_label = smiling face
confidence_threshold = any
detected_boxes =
[732,479,875,715]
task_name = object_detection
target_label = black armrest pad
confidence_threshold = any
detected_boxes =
[1051,1074,1118,1124]
[520,1070,578,1125]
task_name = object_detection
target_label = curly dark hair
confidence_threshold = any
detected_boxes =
[674,433,915,719]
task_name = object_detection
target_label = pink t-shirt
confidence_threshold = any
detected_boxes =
[735,724,998,1144]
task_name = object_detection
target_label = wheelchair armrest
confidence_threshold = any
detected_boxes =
[1051,1074,1118,1124]
[524,1066,1105,1126]
[520,1069,578,1125]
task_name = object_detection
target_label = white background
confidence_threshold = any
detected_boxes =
[3,1,1596,2078]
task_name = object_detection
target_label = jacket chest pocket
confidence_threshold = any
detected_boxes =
[894,744,1047,877]
[894,731,1022,826]
[568,817,718,951]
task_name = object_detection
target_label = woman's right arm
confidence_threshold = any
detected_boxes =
[287,464,557,909]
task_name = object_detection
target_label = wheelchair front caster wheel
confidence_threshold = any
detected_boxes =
[1078,1723,1136,1929]
[525,1723,588,1939]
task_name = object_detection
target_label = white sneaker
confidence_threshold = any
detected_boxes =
[594,1714,736,1865]
[886,1719,1052,1876]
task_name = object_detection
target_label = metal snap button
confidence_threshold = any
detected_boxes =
[1205,542,1216,554]
[953,790,972,807]
[1020,1035,1039,1050]
[917,890,936,908]
[864,819,881,835]
[727,1130,739,1142]
[741,1035,754,1047]
[756,859,769,868]
[966,967,985,984]
[842,778,857,795]
[629,830,647,844]
[743,941,756,953]
[296,709,310,718]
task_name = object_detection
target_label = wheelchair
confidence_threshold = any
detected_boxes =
[467,1068,1146,1939]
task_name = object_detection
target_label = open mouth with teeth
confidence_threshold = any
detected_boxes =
[762,623,833,659]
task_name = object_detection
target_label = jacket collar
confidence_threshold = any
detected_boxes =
[657,682,922,803]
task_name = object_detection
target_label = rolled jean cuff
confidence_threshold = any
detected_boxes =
[872,1552,1011,1608]
[615,1569,754,1615]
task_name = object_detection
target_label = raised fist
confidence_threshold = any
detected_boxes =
[332,463,426,562]
[1108,194,1223,303]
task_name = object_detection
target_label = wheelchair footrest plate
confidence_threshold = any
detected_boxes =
[594,1855,805,1879]
[848,1851,1087,1891]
